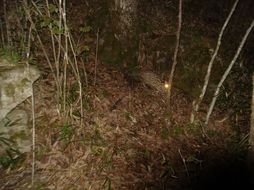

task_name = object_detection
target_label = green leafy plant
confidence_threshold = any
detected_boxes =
[34,181,47,190]
[39,16,64,35]
[186,154,202,165]
[186,122,203,137]
[0,149,20,169]
[102,177,112,190]
[161,127,170,140]
[143,148,151,159]
[160,153,176,178]
[48,3,58,14]
[0,120,22,169]
[59,124,74,142]
[91,126,106,146]
[91,146,103,156]
[0,47,21,64]
[76,25,92,59]
[172,127,184,138]
[101,150,113,167]
[79,25,92,33]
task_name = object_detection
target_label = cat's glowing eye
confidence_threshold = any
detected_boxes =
[164,83,169,89]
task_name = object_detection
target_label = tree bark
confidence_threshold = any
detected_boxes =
[111,0,137,40]
[167,0,182,107]
[248,74,254,169]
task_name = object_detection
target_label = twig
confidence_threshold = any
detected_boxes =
[23,0,57,81]
[81,57,88,87]
[205,19,254,125]
[67,31,84,126]
[57,0,63,99]
[109,97,124,111]
[178,149,189,178]
[25,25,32,67]
[45,0,62,108]
[167,0,182,106]
[94,28,99,86]
[190,0,239,123]
[14,1,26,56]
[31,82,36,187]
[46,0,57,64]
[62,0,68,115]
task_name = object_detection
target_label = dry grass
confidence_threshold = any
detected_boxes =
[0,62,237,190]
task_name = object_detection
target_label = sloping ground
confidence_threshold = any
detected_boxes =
[0,1,253,189]
[0,62,251,190]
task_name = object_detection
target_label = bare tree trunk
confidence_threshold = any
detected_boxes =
[190,0,239,123]
[106,0,138,69]
[167,0,182,107]
[205,20,254,125]
[248,73,254,164]
[111,0,137,39]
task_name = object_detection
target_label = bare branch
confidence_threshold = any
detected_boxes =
[31,83,36,187]
[94,28,99,86]
[167,0,182,106]
[248,74,254,168]
[190,0,239,123]
[205,19,254,125]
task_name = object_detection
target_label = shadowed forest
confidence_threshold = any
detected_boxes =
[0,0,254,189]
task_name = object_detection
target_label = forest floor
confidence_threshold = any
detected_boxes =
[0,1,253,190]
[0,61,252,190]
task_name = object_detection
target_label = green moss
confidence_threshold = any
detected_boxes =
[21,78,30,85]
[0,48,21,64]
[16,78,31,93]
[10,130,29,141]
[4,84,15,97]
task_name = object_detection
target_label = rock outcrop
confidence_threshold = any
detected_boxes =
[0,61,40,156]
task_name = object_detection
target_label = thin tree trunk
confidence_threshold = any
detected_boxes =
[190,0,239,123]
[205,20,254,125]
[63,0,68,115]
[167,0,182,106]
[249,74,254,149]
[248,73,254,174]
[3,0,10,45]
[94,28,99,86]
[112,0,137,39]
[31,84,36,187]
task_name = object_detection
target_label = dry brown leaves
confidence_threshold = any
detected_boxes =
[0,62,235,190]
